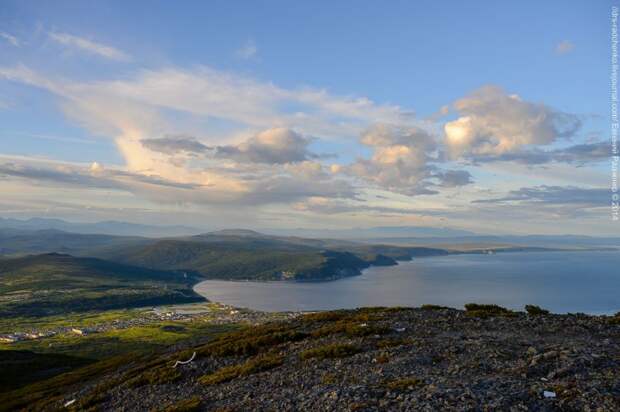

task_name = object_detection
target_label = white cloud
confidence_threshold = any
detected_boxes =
[555,40,574,55]
[215,128,314,164]
[48,32,131,61]
[444,85,581,157]
[235,39,257,59]
[343,123,458,195]
[0,32,20,47]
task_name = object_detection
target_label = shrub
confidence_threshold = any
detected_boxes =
[420,304,450,310]
[464,303,516,318]
[300,343,361,360]
[197,324,307,357]
[302,311,349,322]
[525,305,550,315]
[199,353,283,385]
[126,366,181,388]
[161,397,202,412]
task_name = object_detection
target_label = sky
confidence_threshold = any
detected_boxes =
[0,0,615,235]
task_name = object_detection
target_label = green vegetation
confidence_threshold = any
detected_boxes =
[384,377,424,391]
[85,231,452,281]
[464,303,516,318]
[2,321,236,360]
[300,343,361,360]
[160,397,203,412]
[608,312,620,325]
[126,365,182,387]
[0,253,204,317]
[1,228,454,282]
[311,320,390,338]
[0,318,237,411]
[196,323,307,357]
[524,304,550,315]
[0,350,92,393]
[0,308,144,334]
[98,238,379,281]
[376,338,410,348]
[0,352,145,411]
[421,304,451,310]
[199,353,284,385]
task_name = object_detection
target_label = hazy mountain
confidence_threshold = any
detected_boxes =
[0,217,204,238]
[263,226,478,239]
[0,228,149,256]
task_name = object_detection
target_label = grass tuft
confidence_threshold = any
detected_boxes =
[199,353,283,385]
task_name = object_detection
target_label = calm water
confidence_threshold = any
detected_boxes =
[194,251,620,314]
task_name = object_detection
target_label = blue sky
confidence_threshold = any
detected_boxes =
[0,0,615,234]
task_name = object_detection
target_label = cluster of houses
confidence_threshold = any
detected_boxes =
[0,326,99,343]
[0,304,301,345]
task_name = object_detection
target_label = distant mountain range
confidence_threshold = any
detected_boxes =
[1,217,619,249]
[0,217,204,238]
[264,226,478,239]
[0,218,478,238]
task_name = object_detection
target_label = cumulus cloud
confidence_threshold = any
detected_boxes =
[141,135,209,155]
[214,128,314,164]
[434,170,473,187]
[48,32,131,61]
[444,85,581,157]
[142,128,316,165]
[342,123,471,195]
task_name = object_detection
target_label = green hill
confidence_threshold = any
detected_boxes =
[0,229,451,282]
[93,239,371,281]
[0,253,204,317]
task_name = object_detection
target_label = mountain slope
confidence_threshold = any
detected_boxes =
[0,228,149,257]
[0,253,203,317]
[3,307,618,411]
[93,238,373,281]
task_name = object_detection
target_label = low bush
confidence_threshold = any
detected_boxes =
[126,366,181,387]
[300,343,361,360]
[199,353,283,385]
[464,303,516,318]
[525,305,550,316]
[420,304,450,310]
[197,324,308,357]
[160,397,202,412]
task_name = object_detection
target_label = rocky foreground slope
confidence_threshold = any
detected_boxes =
[7,306,620,411]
